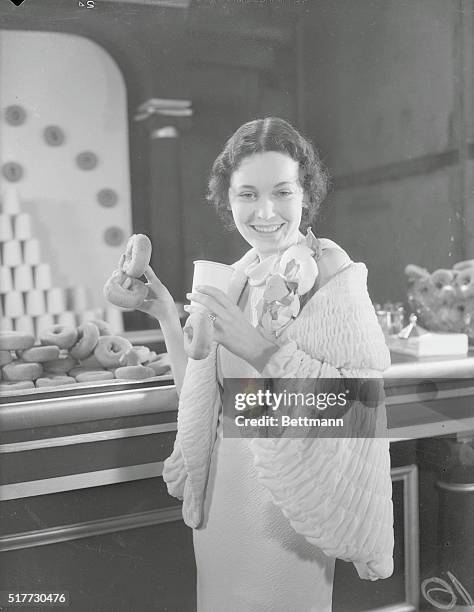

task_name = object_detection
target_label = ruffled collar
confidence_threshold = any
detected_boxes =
[241,229,321,337]
[244,231,308,286]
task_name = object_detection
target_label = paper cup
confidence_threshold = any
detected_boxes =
[0,215,13,241]
[14,315,35,336]
[105,305,124,333]
[14,213,32,240]
[79,308,104,323]
[35,313,55,337]
[46,288,66,315]
[3,240,22,267]
[57,311,77,328]
[23,239,41,265]
[0,317,13,332]
[34,263,52,290]
[3,186,21,215]
[67,286,88,311]
[191,260,234,309]
[25,289,46,316]
[0,267,13,294]
[13,264,34,292]
[5,291,25,318]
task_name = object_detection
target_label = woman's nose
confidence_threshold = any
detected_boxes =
[255,196,275,219]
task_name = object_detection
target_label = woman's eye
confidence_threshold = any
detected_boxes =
[276,190,293,198]
[239,192,256,200]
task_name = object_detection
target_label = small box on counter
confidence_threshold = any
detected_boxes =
[388,331,469,357]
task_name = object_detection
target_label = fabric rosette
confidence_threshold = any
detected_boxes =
[254,229,320,337]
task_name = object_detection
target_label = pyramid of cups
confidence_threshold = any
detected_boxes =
[0,186,123,339]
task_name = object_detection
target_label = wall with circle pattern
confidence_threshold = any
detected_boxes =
[0,30,132,308]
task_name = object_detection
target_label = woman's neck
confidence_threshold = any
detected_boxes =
[255,231,306,262]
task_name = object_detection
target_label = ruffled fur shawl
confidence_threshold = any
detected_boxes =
[162,242,394,581]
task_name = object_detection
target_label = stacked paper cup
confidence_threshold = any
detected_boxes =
[36,314,55,336]
[23,239,41,266]
[105,305,124,333]
[14,315,35,336]
[0,186,127,336]
[3,194,23,336]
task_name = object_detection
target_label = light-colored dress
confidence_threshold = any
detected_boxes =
[192,281,335,612]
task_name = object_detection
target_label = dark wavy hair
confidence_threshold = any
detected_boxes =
[207,117,330,231]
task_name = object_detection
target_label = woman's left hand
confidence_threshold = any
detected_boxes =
[185,285,280,371]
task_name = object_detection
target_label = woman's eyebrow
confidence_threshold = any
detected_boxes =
[274,180,297,187]
[234,180,298,189]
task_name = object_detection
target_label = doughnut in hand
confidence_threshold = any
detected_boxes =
[183,311,214,360]
[103,270,148,309]
[3,361,43,381]
[70,322,100,360]
[0,331,35,351]
[94,335,133,368]
[19,345,60,363]
[121,234,152,278]
[0,350,13,367]
[40,325,78,350]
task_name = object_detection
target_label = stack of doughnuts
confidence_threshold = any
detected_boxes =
[405,260,474,337]
[0,319,172,395]
[103,234,152,309]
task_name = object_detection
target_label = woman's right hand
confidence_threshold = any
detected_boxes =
[136,265,176,321]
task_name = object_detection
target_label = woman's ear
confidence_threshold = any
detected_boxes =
[227,187,232,210]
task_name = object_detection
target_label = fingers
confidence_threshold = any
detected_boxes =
[192,285,232,308]
[186,292,226,317]
[144,265,162,285]
[183,304,202,315]
[136,300,153,313]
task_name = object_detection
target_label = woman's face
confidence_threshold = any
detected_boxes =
[228,151,305,259]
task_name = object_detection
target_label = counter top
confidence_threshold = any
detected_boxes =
[1,351,473,438]
[385,349,474,379]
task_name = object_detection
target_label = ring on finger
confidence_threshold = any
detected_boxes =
[208,312,217,324]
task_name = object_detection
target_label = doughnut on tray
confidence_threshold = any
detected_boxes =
[0,371,174,398]
[0,326,173,398]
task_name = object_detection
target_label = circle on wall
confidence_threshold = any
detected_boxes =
[97,188,118,208]
[2,162,24,182]
[44,125,65,146]
[104,226,125,247]
[4,105,27,126]
[76,151,98,170]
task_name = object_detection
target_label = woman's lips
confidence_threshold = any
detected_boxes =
[250,223,284,234]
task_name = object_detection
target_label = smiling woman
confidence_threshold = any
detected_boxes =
[132,117,394,612]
